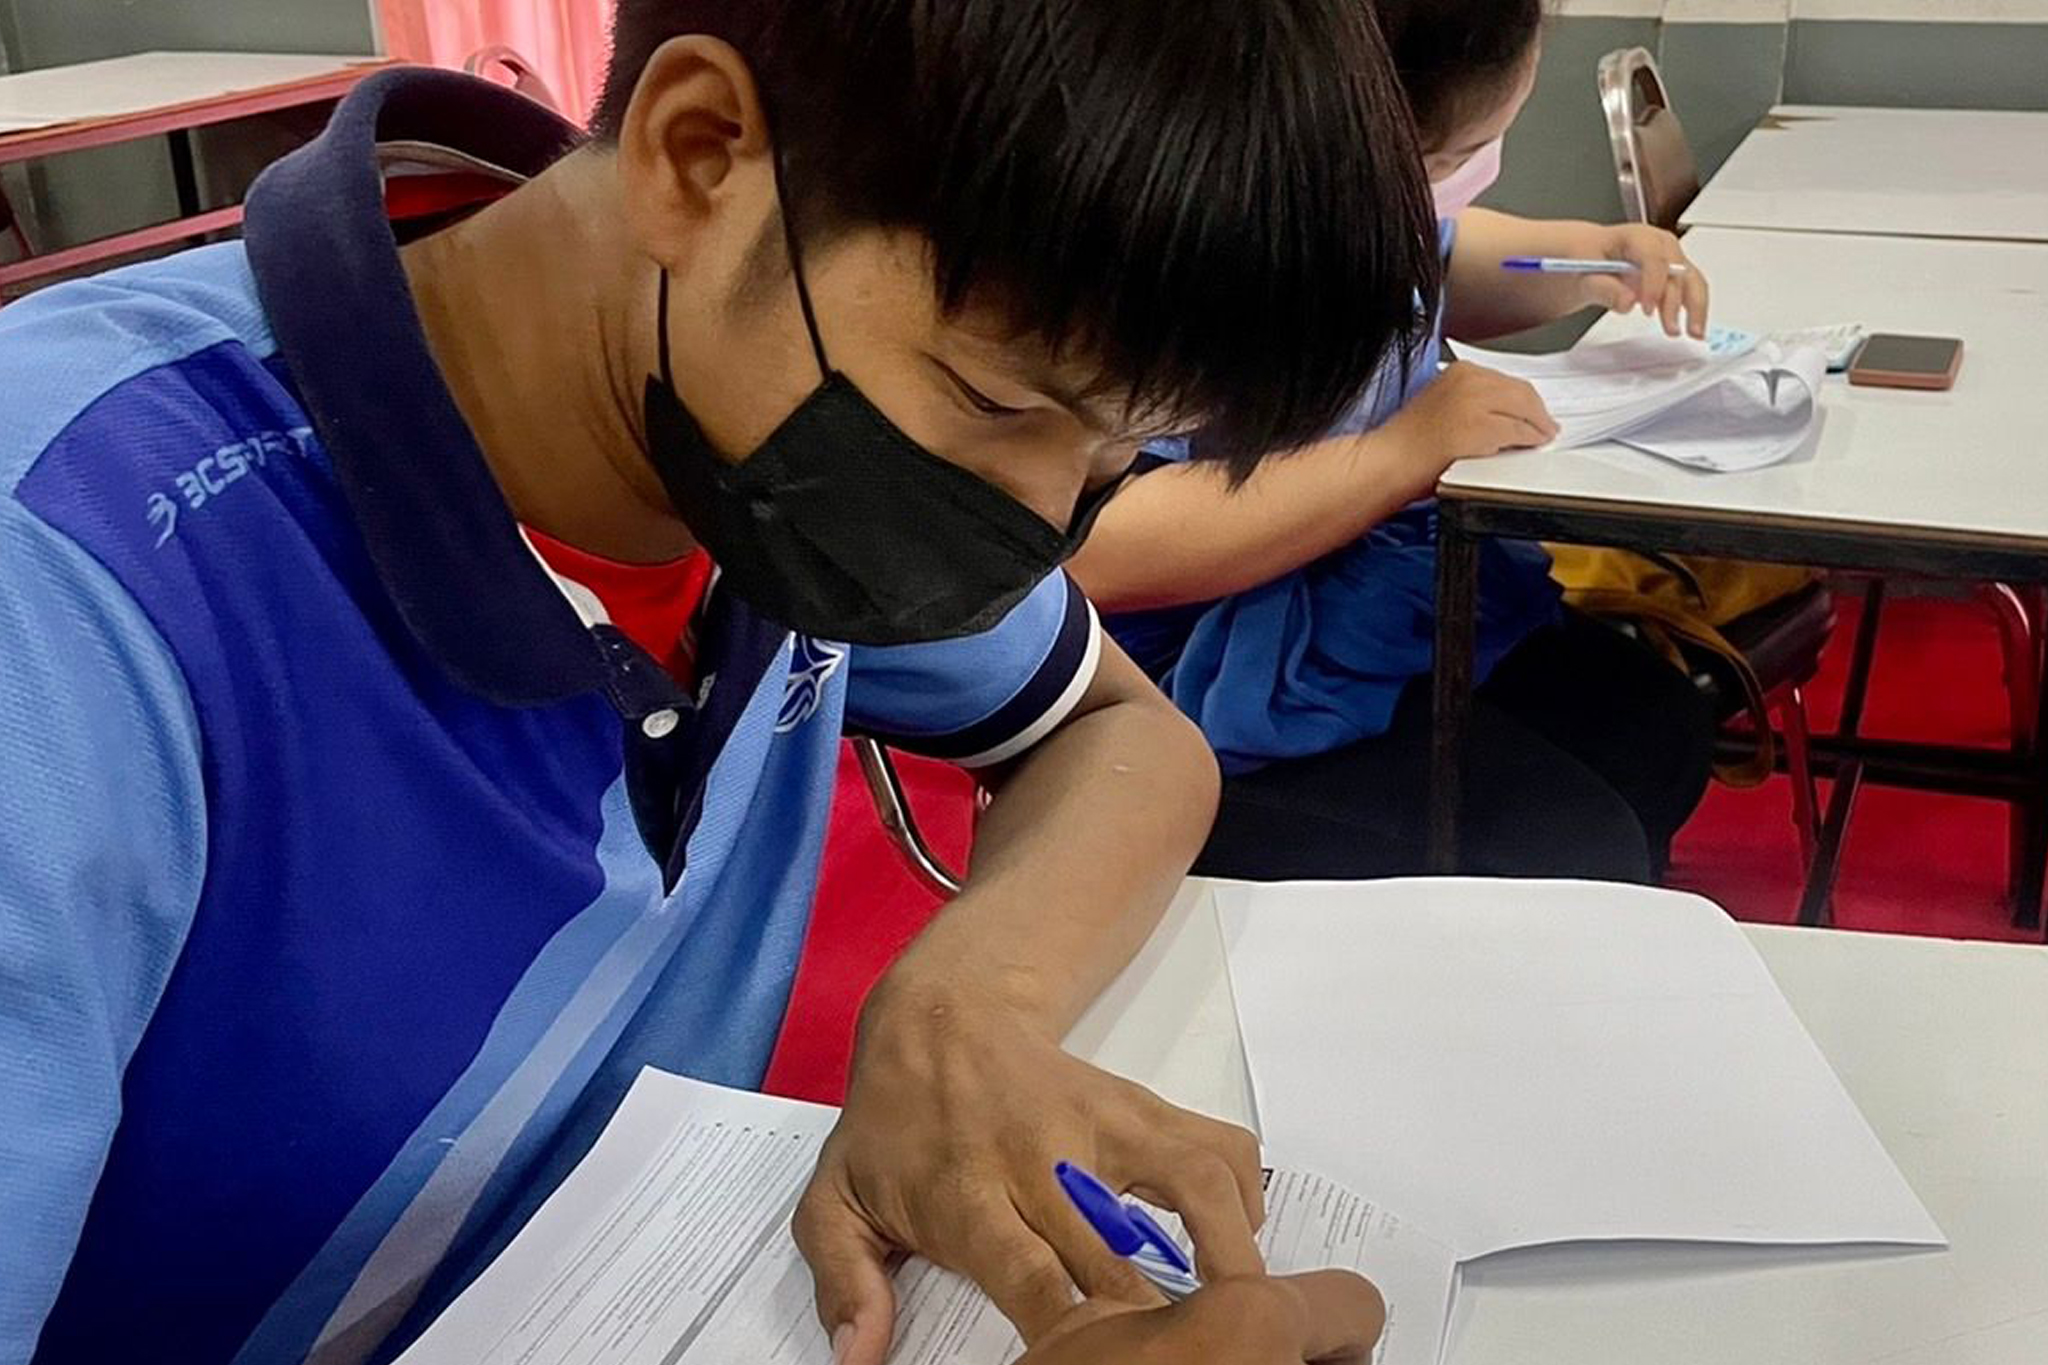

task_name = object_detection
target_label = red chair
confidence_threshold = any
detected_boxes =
[463,47,563,114]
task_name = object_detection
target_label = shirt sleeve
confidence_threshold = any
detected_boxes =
[0,497,207,1356]
[844,570,1102,769]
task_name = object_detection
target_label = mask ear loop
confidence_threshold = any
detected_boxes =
[652,140,829,391]
[656,269,677,391]
[769,144,834,381]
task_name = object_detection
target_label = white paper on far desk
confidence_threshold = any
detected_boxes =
[402,1070,1459,1365]
[1458,326,1828,473]
[1220,879,1947,1261]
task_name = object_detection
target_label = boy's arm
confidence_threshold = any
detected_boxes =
[0,501,207,1356]
[807,581,1265,1364]
[1445,207,1709,341]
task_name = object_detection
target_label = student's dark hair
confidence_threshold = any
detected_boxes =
[1373,0,1545,146]
[592,1,1439,476]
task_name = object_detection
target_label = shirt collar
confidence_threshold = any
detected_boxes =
[241,67,674,711]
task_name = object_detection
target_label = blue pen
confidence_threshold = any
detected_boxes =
[1502,256,1690,276]
[1056,1161,1204,1302]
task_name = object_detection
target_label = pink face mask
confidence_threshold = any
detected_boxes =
[1430,137,1505,220]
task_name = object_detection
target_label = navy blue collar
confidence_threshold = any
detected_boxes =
[243,68,685,714]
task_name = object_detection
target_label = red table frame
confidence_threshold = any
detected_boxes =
[0,59,391,296]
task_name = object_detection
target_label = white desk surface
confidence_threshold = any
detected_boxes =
[1068,883,2048,1365]
[1682,105,2048,243]
[1438,226,2048,545]
[0,51,376,135]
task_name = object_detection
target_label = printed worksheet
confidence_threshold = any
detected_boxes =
[691,1166,1457,1365]
[398,1073,839,1365]
[1459,325,1829,472]
[400,1071,1458,1365]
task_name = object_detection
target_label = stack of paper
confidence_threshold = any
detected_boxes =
[1459,326,1828,473]
[399,1072,1460,1365]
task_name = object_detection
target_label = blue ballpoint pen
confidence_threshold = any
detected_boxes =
[1501,256,1690,275]
[1056,1161,1204,1303]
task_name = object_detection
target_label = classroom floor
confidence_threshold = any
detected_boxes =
[765,591,2040,1101]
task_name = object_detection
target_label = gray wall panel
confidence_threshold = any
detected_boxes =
[1655,22,1789,184]
[1487,16,1663,224]
[1784,19,2048,110]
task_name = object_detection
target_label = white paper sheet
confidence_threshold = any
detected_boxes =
[398,1072,840,1365]
[692,1167,1457,1365]
[1459,326,1827,473]
[0,52,372,135]
[403,1070,1458,1365]
[1219,879,1947,1261]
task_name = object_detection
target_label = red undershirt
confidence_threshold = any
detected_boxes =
[526,528,716,687]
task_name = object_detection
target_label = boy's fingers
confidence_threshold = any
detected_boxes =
[1126,1151,1265,1281]
[1014,1186,1160,1309]
[1272,1271,1389,1362]
[964,1212,1086,1343]
[792,1193,900,1365]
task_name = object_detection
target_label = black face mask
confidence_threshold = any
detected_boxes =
[640,195,1120,646]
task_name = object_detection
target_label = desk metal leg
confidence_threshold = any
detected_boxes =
[1430,507,1479,874]
[2019,645,2048,934]
[1799,761,1864,927]
[168,129,202,219]
[1799,580,1885,927]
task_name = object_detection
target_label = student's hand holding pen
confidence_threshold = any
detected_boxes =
[1015,1272,1388,1364]
[791,988,1270,1365]
[1577,222,1712,339]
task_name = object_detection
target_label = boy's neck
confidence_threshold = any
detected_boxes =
[401,151,698,565]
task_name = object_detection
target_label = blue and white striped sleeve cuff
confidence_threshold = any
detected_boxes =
[844,573,1103,769]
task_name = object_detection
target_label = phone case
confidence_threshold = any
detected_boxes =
[1847,339,1964,391]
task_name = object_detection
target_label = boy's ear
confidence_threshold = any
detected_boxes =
[615,34,777,272]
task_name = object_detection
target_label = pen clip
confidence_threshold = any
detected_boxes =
[1125,1204,1195,1275]
[1055,1162,1195,1275]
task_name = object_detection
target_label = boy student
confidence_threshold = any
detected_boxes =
[1076,0,1720,886]
[0,3,1432,1363]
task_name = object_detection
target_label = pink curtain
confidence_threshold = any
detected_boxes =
[377,0,614,126]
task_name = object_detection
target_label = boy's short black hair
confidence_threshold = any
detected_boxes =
[593,1,1439,476]
[1374,0,1545,146]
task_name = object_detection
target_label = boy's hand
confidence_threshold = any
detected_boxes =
[1582,224,1711,338]
[793,982,1269,1365]
[1019,1272,1388,1365]
[1380,361,1558,476]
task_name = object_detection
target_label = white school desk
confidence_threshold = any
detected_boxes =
[1426,226,2048,910]
[0,52,388,297]
[1682,105,2048,243]
[1066,883,2048,1365]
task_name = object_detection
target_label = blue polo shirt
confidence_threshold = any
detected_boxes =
[0,71,1101,1364]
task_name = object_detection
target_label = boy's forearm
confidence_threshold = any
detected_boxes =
[1445,208,1609,340]
[867,655,1218,1039]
